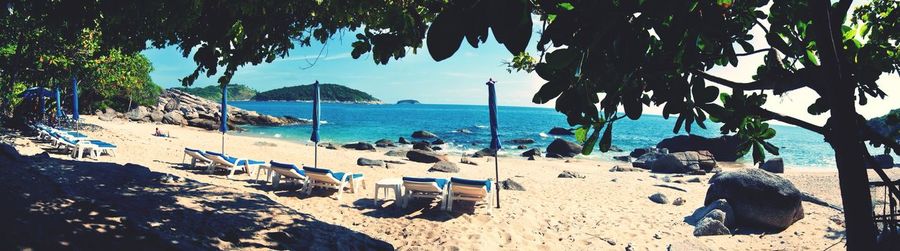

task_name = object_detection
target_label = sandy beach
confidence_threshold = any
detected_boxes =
[3,115,885,250]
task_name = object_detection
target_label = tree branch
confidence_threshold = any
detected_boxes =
[692,70,813,95]
[750,106,826,134]
[754,19,770,34]
[735,48,774,57]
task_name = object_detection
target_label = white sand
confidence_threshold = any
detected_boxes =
[14,115,872,250]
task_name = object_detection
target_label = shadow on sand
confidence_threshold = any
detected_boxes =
[0,151,393,250]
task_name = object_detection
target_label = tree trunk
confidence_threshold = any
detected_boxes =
[808,0,877,249]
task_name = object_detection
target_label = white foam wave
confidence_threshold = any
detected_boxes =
[274,134,282,138]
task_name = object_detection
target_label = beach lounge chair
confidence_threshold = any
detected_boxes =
[54,136,95,159]
[263,161,308,188]
[401,177,449,209]
[202,151,265,179]
[84,140,116,158]
[302,166,365,200]
[182,148,212,168]
[445,177,493,214]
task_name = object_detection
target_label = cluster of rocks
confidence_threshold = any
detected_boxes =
[621,147,721,175]
[96,89,309,131]
[691,168,805,236]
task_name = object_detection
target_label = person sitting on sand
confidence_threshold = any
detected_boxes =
[154,128,170,138]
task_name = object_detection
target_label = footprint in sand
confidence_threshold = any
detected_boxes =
[499,231,513,245]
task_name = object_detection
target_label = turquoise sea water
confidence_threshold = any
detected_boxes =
[231,101,895,168]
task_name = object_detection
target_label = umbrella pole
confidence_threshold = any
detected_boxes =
[495,155,500,208]
[314,144,318,168]
[221,133,225,154]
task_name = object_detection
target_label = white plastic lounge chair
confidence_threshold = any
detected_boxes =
[401,177,449,208]
[84,140,116,158]
[182,148,212,168]
[202,151,265,179]
[302,166,365,200]
[263,161,308,188]
[55,136,95,159]
[445,177,494,214]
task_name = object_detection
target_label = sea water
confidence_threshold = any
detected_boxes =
[232,101,894,168]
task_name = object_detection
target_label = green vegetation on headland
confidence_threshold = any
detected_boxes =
[396,100,420,104]
[868,108,900,142]
[172,84,258,101]
[254,83,381,103]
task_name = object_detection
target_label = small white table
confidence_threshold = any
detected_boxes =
[374,178,403,206]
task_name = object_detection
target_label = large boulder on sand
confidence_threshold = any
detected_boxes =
[650,151,717,174]
[473,148,497,157]
[126,106,150,121]
[545,138,582,158]
[406,149,448,163]
[188,118,218,130]
[342,142,375,151]
[521,148,541,157]
[149,110,165,122]
[163,111,187,125]
[357,157,385,167]
[656,135,742,161]
[759,157,785,173]
[428,161,459,173]
[411,130,437,139]
[374,139,395,147]
[164,98,179,112]
[413,141,433,151]
[705,168,804,230]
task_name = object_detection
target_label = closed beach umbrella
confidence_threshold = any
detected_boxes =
[55,87,62,124]
[486,79,501,208]
[310,81,321,168]
[72,77,79,130]
[220,84,228,153]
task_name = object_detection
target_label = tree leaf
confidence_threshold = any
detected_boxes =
[759,127,776,139]
[752,141,765,164]
[426,9,465,61]
[545,48,578,70]
[761,141,780,155]
[582,126,601,155]
[574,126,588,143]
[805,49,818,65]
[806,97,829,115]
[673,112,685,134]
[599,123,613,152]
[532,81,566,104]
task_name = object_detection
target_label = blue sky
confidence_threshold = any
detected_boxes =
[142,32,546,107]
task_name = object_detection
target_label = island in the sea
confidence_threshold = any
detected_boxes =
[175,83,382,104]
[396,99,421,104]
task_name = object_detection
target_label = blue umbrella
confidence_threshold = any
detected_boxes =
[310,81,321,168]
[72,77,79,130]
[486,79,501,208]
[220,84,228,153]
[55,87,63,124]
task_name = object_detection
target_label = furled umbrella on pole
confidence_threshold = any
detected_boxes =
[486,78,502,208]
[220,84,228,154]
[72,76,79,130]
[310,81,321,168]
[55,87,62,126]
